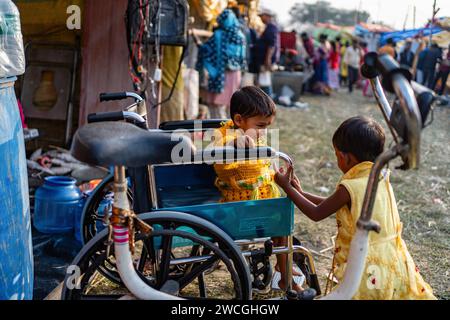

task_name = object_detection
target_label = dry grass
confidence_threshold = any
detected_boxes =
[275,89,450,299]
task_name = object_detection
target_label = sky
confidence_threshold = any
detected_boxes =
[259,0,450,30]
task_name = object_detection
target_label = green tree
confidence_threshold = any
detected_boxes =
[289,1,370,26]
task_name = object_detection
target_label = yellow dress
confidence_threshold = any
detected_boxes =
[328,162,436,300]
[212,120,280,202]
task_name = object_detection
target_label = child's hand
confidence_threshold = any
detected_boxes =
[233,135,256,149]
[275,165,294,190]
[291,174,303,192]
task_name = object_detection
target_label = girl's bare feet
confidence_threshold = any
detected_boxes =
[274,265,303,276]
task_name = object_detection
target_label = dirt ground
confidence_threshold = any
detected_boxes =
[276,89,449,299]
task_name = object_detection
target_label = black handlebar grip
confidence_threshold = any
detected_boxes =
[361,52,412,93]
[361,52,379,79]
[99,92,129,102]
[376,54,412,93]
[87,111,125,123]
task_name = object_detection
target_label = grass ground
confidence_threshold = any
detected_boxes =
[275,89,449,299]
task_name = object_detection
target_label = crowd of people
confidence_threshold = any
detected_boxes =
[195,7,450,118]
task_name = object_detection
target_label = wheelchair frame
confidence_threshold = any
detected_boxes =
[64,53,436,300]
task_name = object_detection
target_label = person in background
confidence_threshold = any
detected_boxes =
[328,40,340,90]
[422,43,442,90]
[231,7,259,76]
[340,41,350,87]
[344,40,362,94]
[196,9,246,119]
[255,8,280,97]
[433,44,449,95]
[378,38,397,59]
[399,40,415,70]
[300,32,315,92]
[416,46,428,85]
[360,41,372,97]
[160,46,185,123]
[311,34,331,95]
[301,32,315,60]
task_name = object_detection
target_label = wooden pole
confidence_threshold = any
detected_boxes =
[403,6,410,31]
[429,0,437,46]
[314,0,319,24]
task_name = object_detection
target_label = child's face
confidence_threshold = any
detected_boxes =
[334,145,359,174]
[233,114,275,140]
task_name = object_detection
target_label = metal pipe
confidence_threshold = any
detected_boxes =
[168,245,317,271]
[370,77,399,144]
[319,228,369,300]
[357,146,400,230]
[286,236,294,293]
[392,74,422,169]
[125,91,144,102]
[122,111,147,125]
[112,166,182,300]
[370,77,393,119]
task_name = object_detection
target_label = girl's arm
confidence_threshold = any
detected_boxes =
[276,167,350,222]
[291,175,326,205]
[284,185,350,222]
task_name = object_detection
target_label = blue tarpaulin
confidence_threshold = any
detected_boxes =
[379,27,443,46]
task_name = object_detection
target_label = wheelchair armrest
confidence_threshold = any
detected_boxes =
[183,147,278,164]
[159,119,228,131]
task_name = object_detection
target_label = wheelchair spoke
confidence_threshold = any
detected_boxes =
[157,234,173,287]
[198,272,207,298]
[178,255,220,290]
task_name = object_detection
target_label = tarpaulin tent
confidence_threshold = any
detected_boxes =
[379,27,443,46]
[313,23,354,43]
[355,23,393,52]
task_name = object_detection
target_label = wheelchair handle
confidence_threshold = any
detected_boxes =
[99,91,144,103]
[363,52,422,170]
[87,111,147,129]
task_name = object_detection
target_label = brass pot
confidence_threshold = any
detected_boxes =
[33,70,58,111]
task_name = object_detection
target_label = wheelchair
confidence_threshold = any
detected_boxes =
[61,53,436,300]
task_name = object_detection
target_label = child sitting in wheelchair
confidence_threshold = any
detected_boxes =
[275,116,436,300]
[212,86,308,294]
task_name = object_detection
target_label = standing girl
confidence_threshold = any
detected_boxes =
[275,116,436,300]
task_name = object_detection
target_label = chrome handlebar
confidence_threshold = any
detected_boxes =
[363,52,425,170]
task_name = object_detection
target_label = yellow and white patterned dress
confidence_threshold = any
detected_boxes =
[328,161,436,300]
[212,120,280,202]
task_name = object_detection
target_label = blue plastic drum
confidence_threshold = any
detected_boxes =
[34,177,83,234]
[0,78,34,300]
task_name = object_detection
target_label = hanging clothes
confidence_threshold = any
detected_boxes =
[196,9,246,94]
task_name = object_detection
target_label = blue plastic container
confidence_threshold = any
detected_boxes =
[0,77,34,300]
[34,177,83,234]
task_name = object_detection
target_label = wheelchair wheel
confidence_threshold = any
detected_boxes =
[62,211,252,300]
[80,174,133,244]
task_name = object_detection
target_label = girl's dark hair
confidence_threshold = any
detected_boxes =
[230,86,276,119]
[333,116,385,162]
